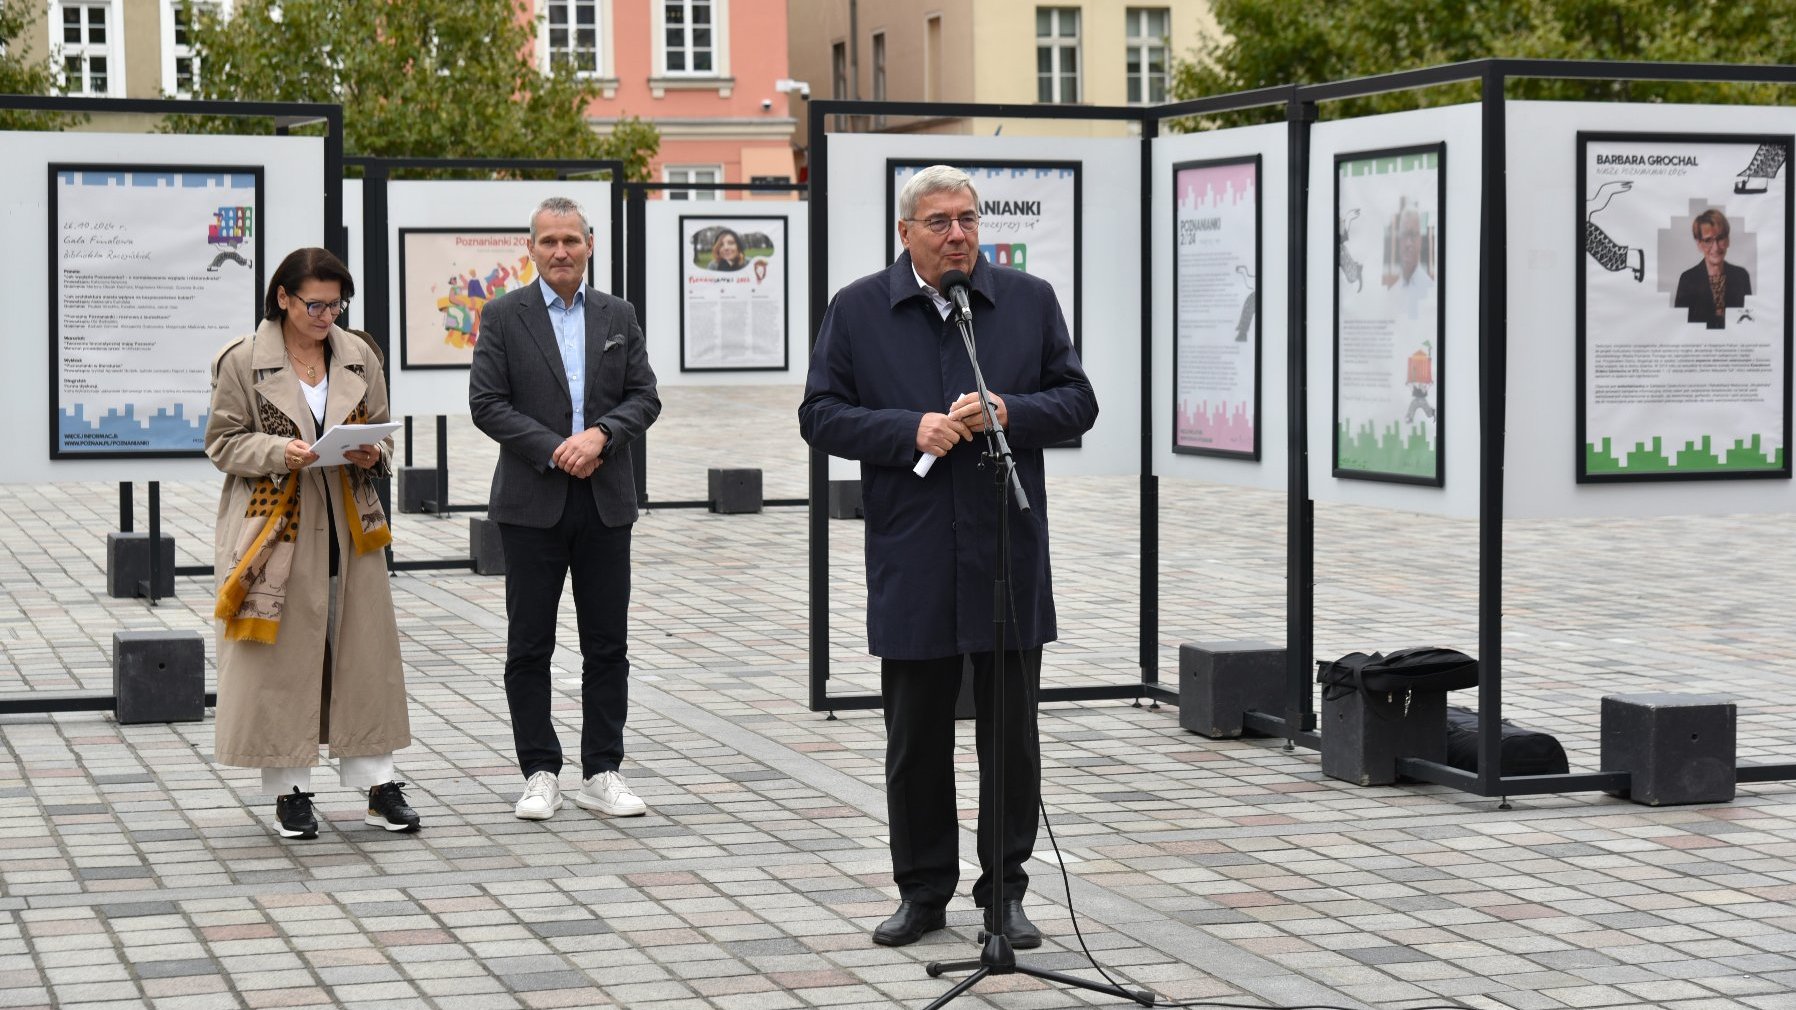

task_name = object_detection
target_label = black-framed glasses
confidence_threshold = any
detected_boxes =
[907,213,980,235]
[294,296,351,318]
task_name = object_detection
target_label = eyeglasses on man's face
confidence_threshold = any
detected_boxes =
[295,296,351,318]
[908,213,981,236]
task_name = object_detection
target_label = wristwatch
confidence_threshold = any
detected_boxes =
[595,421,613,457]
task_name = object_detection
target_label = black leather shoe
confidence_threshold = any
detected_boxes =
[983,899,1042,949]
[872,901,947,946]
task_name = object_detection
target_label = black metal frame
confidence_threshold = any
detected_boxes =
[1170,153,1263,461]
[805,97,1200,715]
[1245,59,1796,798]
[620,179,810,511]
[1,93,341,712]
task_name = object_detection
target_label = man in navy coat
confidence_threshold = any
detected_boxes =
[799,165,1098,947]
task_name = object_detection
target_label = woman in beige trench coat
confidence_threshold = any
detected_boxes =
[205,247,421,840]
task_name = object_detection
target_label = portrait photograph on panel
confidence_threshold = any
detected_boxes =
[679,215,789,371]
[1333,143,1445,486]
[1172,155,1261,459]
[399,228,552,370]
[1576,132,1792,482]
[50,164,264,459]
[885,159,1083,351]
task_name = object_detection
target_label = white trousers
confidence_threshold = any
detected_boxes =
[264,754,396,796]
[259,575,398,796]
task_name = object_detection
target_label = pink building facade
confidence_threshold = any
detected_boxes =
[531,0,799,197]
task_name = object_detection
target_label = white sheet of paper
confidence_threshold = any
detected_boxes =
[306,422,401,467]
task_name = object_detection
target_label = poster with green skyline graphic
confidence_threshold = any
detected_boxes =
[1334,144,1444,486]
[1577,132,1791,482]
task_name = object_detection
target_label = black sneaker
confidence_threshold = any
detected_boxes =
[365,781,422,833]
[274,787,318,840]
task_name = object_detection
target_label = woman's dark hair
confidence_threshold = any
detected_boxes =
[264,247,356,321]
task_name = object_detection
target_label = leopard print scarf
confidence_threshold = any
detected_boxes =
[214,367,391,643]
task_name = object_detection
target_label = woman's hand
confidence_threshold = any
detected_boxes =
[343,444,381,470]
[284,439,318,471]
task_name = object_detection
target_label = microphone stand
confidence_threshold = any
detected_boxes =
[919,305,1152,1010]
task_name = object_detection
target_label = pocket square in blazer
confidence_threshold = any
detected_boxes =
[604,335,624,352]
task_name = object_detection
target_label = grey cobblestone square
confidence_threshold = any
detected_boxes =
[3,388,1796,1007]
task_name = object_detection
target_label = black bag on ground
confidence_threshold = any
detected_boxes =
[1315,647,1479,702]
[1444,706,1569,776]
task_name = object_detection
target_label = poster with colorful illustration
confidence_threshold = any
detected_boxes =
[1577,133,1792,482]
[886,160,1082,350]
[399,229,546,369]
[1334,144,1444,485]
[679,215,789,371]
[51,164,263,458]
[1173,156,1260,459]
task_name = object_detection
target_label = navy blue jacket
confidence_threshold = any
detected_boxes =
[799,252,1098,660]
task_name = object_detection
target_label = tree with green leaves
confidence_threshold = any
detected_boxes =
[0,2,80,130]
[177,0,658,179]
[1173,0,1796,123]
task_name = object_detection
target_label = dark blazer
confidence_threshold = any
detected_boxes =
[798,252,1098,660]
[470,281,660,528]
[1673,261,1752,329]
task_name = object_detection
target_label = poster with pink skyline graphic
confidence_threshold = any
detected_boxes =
[1173,157,1260,459]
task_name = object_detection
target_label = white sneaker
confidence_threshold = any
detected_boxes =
[514,770,563,820]
[575,770,646,817]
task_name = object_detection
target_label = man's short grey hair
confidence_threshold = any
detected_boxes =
[531,196,593,241]
[898,165,979,220]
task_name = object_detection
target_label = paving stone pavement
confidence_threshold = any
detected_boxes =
[2,384,1795,1009]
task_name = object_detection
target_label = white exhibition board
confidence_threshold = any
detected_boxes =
[382,179,613,416]
[1307,103,1485,518]
[0,130,325,484]
[1504,100,1796,519]
[343,177,364,316]
[641,198,810,385]
[821,133,1142,478]
[1151,122,1289,489]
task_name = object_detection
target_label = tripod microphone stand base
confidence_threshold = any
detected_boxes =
[923,931,1156,1008]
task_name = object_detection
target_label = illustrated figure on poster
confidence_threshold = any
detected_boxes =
[437,259,533,350]
[1584,180,1645,282]
[1405,340,1436,423]
[753,258,768,284]
[1736,143,1788,195]
[1338,209,1363,292]
[207,205,253,272]
[1672,208,1752,330]
[707,228,747,271]
[1383,204,1435,319]
[1233,265,1256,342]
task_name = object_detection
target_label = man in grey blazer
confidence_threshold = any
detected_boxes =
[470,196,661,821]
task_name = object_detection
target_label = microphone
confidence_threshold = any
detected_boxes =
[939,269,973,322]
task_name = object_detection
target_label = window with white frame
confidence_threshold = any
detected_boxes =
[662,0,714,75]
[163,0,220,97]
[872,32,886,101]
[665,166,721,201]
[1035,7,1080,105]
[544,0,602,76]
[59,1,115,96]
[1124,7,1168,105]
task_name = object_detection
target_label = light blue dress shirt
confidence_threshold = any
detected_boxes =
[539,276,587,436]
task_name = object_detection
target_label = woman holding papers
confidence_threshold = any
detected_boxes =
[203,247,421,841]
